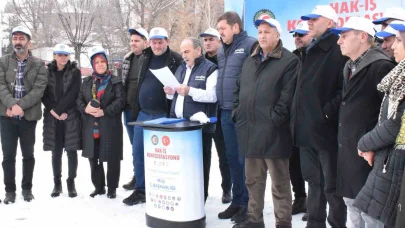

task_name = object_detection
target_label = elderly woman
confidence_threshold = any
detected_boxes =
[77,47,124,199]
[353,20,405,228]
[42,43,81,198]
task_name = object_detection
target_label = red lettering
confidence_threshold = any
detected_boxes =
[364,14,371,19]
[350,1,359,13]
[337,17,345,27]
[370,0,376,11]
[330,2,339,13]
[372,12,383,20]
[287,20,297,31]
[340,2,349,14]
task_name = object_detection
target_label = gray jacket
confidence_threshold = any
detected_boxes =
[0,51,47,121]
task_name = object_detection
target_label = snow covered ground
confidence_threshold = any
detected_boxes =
[0,119,327,228]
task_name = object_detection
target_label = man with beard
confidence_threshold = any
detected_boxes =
[120,27,149,191]
[375,20,403,62]
[0,26,47,204]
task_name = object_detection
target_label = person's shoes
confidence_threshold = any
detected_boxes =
[107,188,117,199]
[90,187,106,198]
[222,190,232,204]
[231,206,248,223]
[123,190,146,205]
[302,212,309,221]
[22,190,34,202]
[51,184,62,197]
[218,204,242,219]
[292,197,307,215]
[232,220,265,228]
[122,176,136,190]
[67,179,77,198]
[4,192,16,204]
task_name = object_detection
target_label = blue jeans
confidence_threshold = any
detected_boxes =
[221,109,248,207]
[133,111,166,192]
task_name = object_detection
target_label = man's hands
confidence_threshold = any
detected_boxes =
[358,149,375,166]
[85,102,104,118]
[11,104,24,116]
[50,110,68,120]
[163,85,190,96]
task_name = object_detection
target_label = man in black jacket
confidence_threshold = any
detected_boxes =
[200,28,232,204]
[289,20,311,218]
[120,27,149,191]
[233,18,300,228]
[291,5,348,228]
[332,16,396,228]
[122,27,182,206]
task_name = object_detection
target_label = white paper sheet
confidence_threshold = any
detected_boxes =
[150,67,180,89]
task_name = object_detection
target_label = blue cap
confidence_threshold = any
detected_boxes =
[289,29,308,34]
[390,23,405,32]
[330,27,352,34]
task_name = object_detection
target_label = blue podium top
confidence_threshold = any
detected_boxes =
[128,119,208,132]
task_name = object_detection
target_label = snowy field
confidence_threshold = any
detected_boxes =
[0,118,325,228]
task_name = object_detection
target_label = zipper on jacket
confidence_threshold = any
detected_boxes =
[382,151,391,174]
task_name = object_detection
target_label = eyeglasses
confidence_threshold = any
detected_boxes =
[293,33,306,38]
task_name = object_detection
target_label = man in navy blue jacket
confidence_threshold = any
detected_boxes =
[216,11,256,223]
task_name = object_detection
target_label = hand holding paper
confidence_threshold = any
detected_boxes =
[150,67,180,89]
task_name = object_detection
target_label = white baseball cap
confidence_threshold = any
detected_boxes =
[53,43,71,55]
[12,25,32,39]
[289,21,309,34]
[373,7,405,24]
[88,46,106,59]
[149,27,169,39]
[331,16,375,36]
[376,20,401,38]
[389,20,405,32]
[301,5,338,23]
[128,27,149,41]
[254,18,283,33]
[200,28,220,39]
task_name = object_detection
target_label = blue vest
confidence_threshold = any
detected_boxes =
[170,56,218,133]
[216,31,256,110]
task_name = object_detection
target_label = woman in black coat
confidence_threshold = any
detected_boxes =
[354,24,405,228]
[77,47,124,199]
[42,44,81,198]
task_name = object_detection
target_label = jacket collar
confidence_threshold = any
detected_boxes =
[181,55,205,69]
[251,40,283,60]
[223,30,248,48]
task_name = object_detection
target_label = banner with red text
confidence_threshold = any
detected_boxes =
[240,0,404,50]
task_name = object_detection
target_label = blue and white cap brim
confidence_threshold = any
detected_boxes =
[289,29,309,34]
[373,17,389,24]
[390,23,405,32]
[54,51,70,55]
[375,30,395,38]
[330,27,352,34]
[254,20,277,28]
[149,35,167,39]
[301,14,321,21]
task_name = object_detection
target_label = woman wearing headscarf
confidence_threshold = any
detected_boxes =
[42,43,81,198]
[353,20,405,228]
[77,46,124,199]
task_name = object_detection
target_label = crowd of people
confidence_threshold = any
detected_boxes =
[1,3,405,228]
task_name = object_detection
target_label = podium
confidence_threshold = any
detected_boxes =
[131,120,206,228]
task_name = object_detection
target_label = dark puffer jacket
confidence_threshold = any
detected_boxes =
[353,97,405,227]
[42,60,82,151]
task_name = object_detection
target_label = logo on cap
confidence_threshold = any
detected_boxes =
[154,30,160,35]
[253,9,275,27]
[60,45,65,50]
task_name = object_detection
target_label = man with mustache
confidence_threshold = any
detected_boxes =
[0,26,47,204]
[123,27,182,206]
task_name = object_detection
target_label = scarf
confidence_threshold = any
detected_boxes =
[91,71,111,139]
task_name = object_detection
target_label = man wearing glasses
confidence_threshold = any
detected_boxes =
[291,21,312,62]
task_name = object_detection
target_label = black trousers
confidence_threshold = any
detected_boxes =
[52,121,78,184]
[212,110,232,193]
[203,133,214,202]
[300,147,347,228]
[89,140,121,190]
[1,117,37,192]
[289,146,306,199]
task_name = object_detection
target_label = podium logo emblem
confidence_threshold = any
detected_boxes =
[151,135,159,145]
[162,136,170,146]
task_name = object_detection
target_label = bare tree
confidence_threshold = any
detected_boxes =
[131,0,179,30]
[55,0,98,67]
[8,0,58,47]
